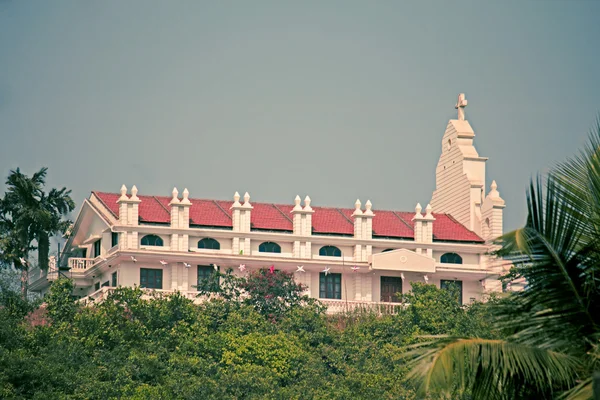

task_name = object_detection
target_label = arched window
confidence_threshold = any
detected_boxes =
[382,248,395,253]
[440,252,462,264]
[259,242,281,253]
[141,235,163,247]
[198,238,220,250]
[319,245,341,257]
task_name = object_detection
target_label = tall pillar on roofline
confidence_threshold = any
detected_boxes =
[169,188,192,252]
[230,192,252,255]
[231,192,242,255]
[481,180,505,242]
[291,195,314,258]
[353,200,374,262]
[116,185,141,249]
[412,203,434,256]
[431,93,489,236]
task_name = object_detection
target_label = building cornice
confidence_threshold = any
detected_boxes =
[109,223,487,253]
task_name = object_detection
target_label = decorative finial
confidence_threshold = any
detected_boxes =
[181,188,191,205]
[455,93,468,121]
[130,185,139,201]
[353,199,363,216]
[243,192,252,208]
[118,185,128,201]
[232,191,241,207]
[170,187,180,204]
[413,202,423,219]
[303,195,312,211]
[425,203,433,217]
[293,195,302,211]
[364,200,373,216]
[489,180,500,198]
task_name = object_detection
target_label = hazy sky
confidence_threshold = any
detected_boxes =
[1,1,599,233]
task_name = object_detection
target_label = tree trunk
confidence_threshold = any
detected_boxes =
[38,232,49,271]
[20,265,28,299]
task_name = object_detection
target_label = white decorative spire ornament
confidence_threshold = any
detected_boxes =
[170,187,180,204]
[243,192,252,208]
[353,199,363,216]
[119,185,128,201]
[181,188,191,205]
[414,203,423,219]
[293,195,302,211]
[232,192,241,207]
[303,196,313,212]
[364,200,373,216]
[130,185,139,201]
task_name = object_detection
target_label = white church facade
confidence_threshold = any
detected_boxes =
[29,94,506,312]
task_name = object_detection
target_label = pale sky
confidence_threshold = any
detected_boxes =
[1,1,599,233]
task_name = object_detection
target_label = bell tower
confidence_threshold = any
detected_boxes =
[430,94,503,238]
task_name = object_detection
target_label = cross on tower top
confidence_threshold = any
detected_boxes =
[455,93,468,120]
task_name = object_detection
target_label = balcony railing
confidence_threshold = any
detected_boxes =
[68,258,96,271]
[319,298,405,315]
[79,287,204,304]
[78,287,404,315]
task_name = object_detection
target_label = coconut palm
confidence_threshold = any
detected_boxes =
[406,119,600,399]
[0,167,75,297]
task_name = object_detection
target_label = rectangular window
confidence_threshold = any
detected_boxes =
[197,265,219,291]
[111,232,119,247]
[111,271,118,287]
[319,273,342,299]
[140,268,163,289]
[440,279,463,305]
[380,276,402,303]
[94,282,100,291]
[82,248,87,259]
[93,240,101,258]
[101,281,109,287]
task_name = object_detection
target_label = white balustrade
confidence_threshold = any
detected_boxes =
[319,299,404,315]
[68,258,96,271]
[76,287,403,314]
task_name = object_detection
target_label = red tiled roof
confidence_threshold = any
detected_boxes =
[91,191,483,243]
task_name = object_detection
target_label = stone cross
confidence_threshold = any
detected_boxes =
[455,93,468,120]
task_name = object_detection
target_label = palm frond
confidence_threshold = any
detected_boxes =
[406,336,580,399]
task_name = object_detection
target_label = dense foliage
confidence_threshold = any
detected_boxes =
[0,275,497,399]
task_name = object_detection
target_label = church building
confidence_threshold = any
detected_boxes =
[28,94,506,312]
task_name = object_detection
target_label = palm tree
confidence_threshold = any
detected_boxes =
[406,119,600,399]
[0,167,75,298]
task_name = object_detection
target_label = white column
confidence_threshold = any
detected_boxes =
[116,185,141,250]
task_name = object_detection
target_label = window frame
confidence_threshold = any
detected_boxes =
[319,272,342,299]
[440,252,463,264]
[93,240,101,258]
[258,241,281,253]
[197,265,219,292]
[111,232,119,248]
[319,245,342,257]
[141,235,164,247]
[140,268,163,289]
[111,271,118,287]
[380,276,403,303]
[198,238,221,250]
[440,279,463,305]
